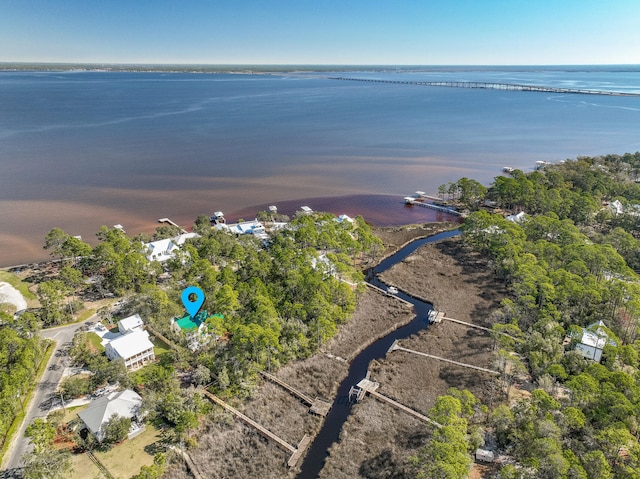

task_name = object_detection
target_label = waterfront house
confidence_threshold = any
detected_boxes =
[143,232,200,263]
[215,219,268,240]
[574,320,615,363]
[78,389,144,442]
[105,329,155,371]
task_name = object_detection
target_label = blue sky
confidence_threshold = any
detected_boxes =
[1,0,639,65]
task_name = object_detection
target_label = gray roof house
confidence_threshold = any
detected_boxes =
[78,389,144,442]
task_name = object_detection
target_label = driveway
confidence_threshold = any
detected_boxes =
[1,315,97,474]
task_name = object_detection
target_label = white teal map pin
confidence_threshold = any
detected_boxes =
[181,286,205,317]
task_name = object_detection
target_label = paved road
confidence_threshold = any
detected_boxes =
[1,316,97,475]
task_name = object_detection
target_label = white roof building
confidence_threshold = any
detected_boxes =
[117,314,144,334]
[607,200,624,216]
[78,389,143,442]
[575,320,616,363]
[506,211,526,223]
[337,214,354,224]
[216,220,267,239]
[144,232,199,262]
[105,329,154,371]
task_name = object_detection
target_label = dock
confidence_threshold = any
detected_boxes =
[260,371,332,416]
[350,377,441,428]
[157,217,188,234]
[404,196,463,216]
[200,389,311,467]
[388,340,500,375]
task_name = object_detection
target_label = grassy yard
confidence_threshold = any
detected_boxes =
[152,336,173,357]
[71,424,164,479]
[0,270,37,303]
[86,332,105,353]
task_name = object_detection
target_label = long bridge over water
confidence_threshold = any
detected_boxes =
[331,77,640,97]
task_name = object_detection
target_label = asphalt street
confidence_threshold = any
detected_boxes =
[1,315,96,475]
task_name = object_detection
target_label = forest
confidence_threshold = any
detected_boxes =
[439,152,640,479]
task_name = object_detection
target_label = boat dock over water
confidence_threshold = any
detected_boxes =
[404,193,462,216]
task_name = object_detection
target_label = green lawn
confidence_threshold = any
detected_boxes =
[86,332,105,352]
[71,424,164,479]
[151,336,172,357]
[0,271,37,301]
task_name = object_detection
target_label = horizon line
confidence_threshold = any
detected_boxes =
[1,61,640,67]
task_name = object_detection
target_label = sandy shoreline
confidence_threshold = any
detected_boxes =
[1,194,461,269]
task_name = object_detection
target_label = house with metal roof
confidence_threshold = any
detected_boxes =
[117,313,144,334]
[78,389,144,442]
[171,311,223,351]
[105,329,155,371]
[143,232,200,263]
[575,320,616,363]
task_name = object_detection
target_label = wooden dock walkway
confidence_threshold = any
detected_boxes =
[200,389,310,467]
[364,282,413,307]
[351,377,442,428]
[331,77,640,97]
[169,446,205,479]
[404,197,463,216]
[388,340,500,375]
[441,315,493,333]
[260,371,332,416]
[157,217,188,234]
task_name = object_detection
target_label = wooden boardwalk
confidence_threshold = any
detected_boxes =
[441,315,493,333]
[157,217,188,234]
[260,371,332,416]
[404,196,463,215]
[331,77,640,97]
[388,340,500,375]
[351,377,441,428]
[200,389,310,467]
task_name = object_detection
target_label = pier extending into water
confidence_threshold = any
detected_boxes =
[200,389,311,467]
[260,371,332,416]
[404,191,463,216]
[157,217,188,233]
[331,77,640,97]
[388,340,500,375]
[349,377,442,428]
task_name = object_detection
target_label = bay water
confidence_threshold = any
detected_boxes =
[1,66,639,266]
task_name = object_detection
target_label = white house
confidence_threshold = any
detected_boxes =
[506,211,526,223]
[117,313,144,334]
[575,320,615,363]
[105,329,155,371]
[336,214,354,224]
[216,220,267,239]
[171,313,209,351]
[144,232,199,263]
[78,389,144,442]
[607,200,624,216]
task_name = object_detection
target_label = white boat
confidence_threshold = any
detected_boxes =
[387,286,398,295]
[502,166,514,173]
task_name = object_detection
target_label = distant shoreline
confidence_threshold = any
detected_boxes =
[2,63,639,74]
